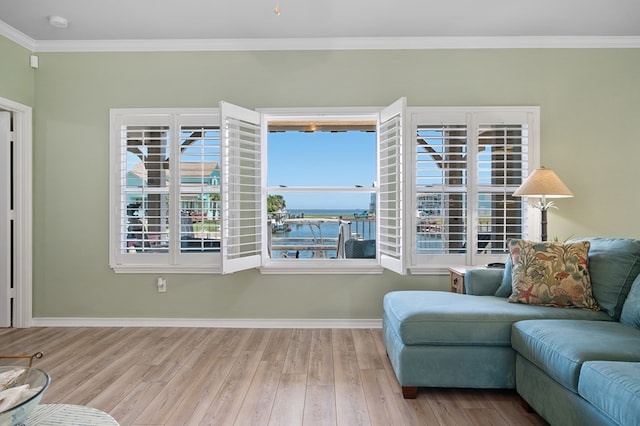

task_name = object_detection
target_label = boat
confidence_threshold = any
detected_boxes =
[270,209,292,233]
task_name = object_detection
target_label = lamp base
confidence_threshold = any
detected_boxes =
[541,209,548,242]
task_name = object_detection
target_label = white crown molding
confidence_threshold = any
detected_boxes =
[31,317,382,329]
[1,15,640,53]
[26,35,640,53]
[0,20,36,51]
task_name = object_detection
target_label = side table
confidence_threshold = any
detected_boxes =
[448,266,489,294]
[25,404,119,425]
[448,266,468,294]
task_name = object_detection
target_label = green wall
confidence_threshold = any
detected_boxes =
[0,37,34,106]
[3,42,640,320]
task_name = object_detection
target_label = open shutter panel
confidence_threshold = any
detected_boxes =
[220,101,263,274]
[378,98,405,275]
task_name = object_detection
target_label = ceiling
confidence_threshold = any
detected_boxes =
[1,0,640,51]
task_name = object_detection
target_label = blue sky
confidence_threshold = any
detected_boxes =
[267,130,376,210]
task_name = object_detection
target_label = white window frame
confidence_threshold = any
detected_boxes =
[109,108,222,273]
[109,103,539,276]
[257,105,387,275]
[407,107,540,274]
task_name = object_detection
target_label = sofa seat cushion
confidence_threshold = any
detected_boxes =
[511,319,640,392]
[578,361,640,426]
[383,291,611,346]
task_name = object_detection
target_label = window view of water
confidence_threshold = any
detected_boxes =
[270,209,376,259]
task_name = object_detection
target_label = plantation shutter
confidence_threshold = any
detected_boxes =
[474,112,532,254]
[116,116,171,261]
[415,114,469,257]
[110,109,223,272]
[378,98,405,274]
[220,101,263,274]
[413,108,536,267]
[178,121,221,255]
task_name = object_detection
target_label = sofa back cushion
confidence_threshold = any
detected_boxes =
[569,237,640,320]
[494,255,513,298]
[620,274,640,329]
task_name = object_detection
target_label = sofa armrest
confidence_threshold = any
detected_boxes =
[464,268,504,295]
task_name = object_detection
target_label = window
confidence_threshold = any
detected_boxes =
[409,108,539,271]
[257,99,404,274]
[218,101,404,275]
[263,114,377,266]
[110,109,222,273]
[110,103,538,275]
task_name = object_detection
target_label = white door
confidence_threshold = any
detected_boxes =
[0,111,12,327]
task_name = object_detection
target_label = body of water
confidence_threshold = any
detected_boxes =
[271,209,374,259]
[286,208,370,217]
[270,209,447,258]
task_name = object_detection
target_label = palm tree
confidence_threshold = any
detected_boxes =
[268,195,286,213]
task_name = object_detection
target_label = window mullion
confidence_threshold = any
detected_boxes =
[169,114,181,264]
[467,112,478,266]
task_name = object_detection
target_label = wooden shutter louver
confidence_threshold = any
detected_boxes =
[221,102,263,273]
[415,124,468,254]
[178,125,221,253]
[476,123,527,253]
[120,125,171,253]
[378,98,405,274]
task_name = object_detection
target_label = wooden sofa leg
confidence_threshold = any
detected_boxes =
[402,386,418,399]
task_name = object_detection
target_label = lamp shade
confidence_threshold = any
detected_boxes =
[513,167,573,198]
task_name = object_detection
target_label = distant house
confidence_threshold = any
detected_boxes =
[125,162,220,219]
[417,193,443,218]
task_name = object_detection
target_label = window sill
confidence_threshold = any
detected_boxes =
[259,259,383,275]
[111,261,384,275]
[111,264,221,274]
[408,266,456,275]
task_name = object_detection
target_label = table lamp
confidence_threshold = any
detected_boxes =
[513,167,573,242]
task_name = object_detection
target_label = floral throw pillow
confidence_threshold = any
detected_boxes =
[508,240,599,310]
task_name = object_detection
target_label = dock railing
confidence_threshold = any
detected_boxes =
[269,217,375,259]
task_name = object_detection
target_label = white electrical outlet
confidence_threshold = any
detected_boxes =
[157,277,167,293]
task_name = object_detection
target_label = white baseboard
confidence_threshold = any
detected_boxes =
[30,317,382,329]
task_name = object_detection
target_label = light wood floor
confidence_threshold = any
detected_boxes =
[0,327,547,426]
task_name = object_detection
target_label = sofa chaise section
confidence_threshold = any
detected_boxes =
[382,291,610,398]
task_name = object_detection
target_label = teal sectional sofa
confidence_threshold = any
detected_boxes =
[382,238,640,425]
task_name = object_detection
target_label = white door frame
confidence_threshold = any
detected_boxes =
[0,96,32,328]
[0,111,10,327]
